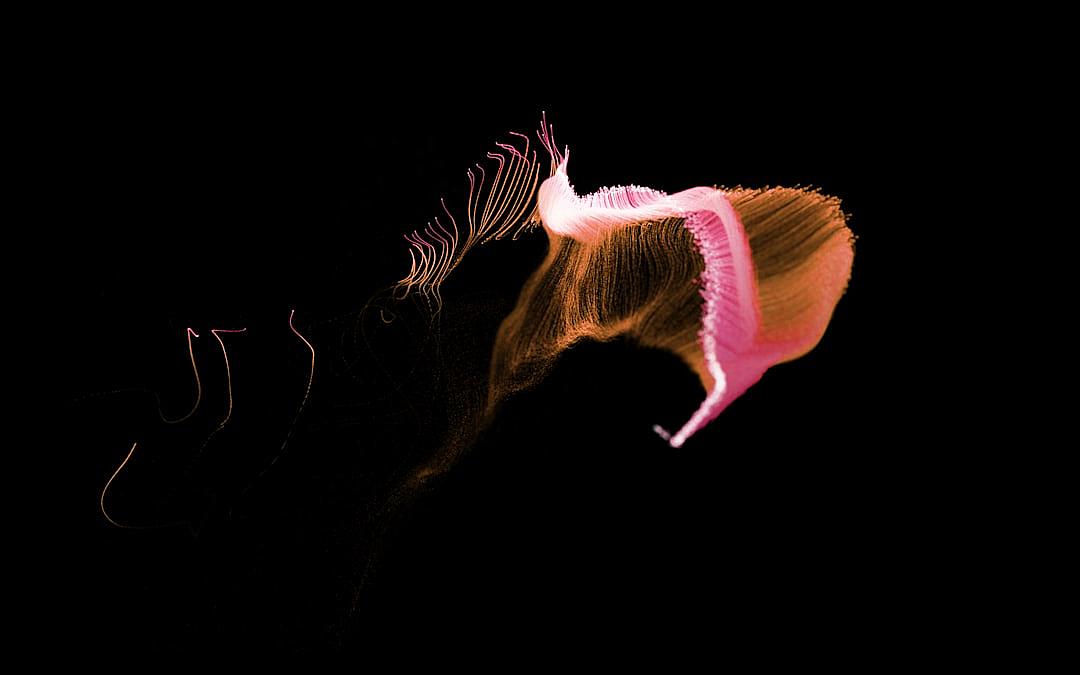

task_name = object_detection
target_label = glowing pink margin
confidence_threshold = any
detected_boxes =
[537,157,769,448]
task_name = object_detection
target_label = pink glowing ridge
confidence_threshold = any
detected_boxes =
[537,156,774,448]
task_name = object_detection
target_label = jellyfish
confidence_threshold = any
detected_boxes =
[397,115,854,464]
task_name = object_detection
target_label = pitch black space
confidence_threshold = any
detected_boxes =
[49,62,946,659]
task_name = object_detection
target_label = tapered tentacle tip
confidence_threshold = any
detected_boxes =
[652,424,673,443]
[653,424,690,448]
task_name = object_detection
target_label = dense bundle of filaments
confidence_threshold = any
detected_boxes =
[488,217,705,408]
[395,132,544,313]
[395,116,853,470]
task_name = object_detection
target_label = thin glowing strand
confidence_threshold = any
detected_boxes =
[100,442,138,528]
[394,128,546,311]
[209,328,247,433]
[160,327,202,424]
[233,309,316,506]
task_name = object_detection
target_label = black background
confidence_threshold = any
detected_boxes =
[46,52,952,660]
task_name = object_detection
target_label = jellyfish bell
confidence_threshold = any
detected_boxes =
[523,148,854,447]
[398,116,854,457]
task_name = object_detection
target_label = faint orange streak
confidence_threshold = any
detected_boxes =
[209,328,247,433]
[101,442,138,528]
[274,309,314,457]
[161,327,202,424]
[289,309,315,406]
[231,310,315,507]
